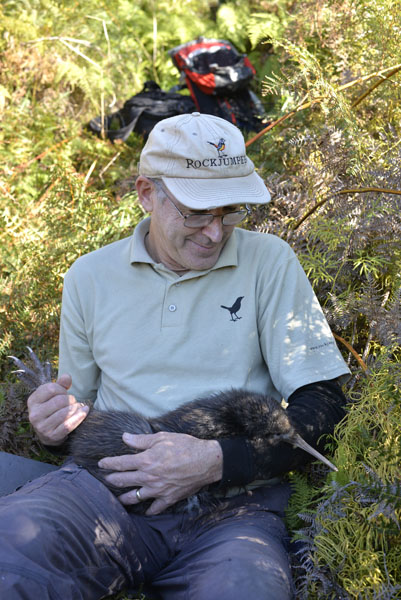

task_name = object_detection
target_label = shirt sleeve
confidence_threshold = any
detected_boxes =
[58,266,100,405]
[257,248,350,400]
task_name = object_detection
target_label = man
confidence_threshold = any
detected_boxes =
[0,112,350,599]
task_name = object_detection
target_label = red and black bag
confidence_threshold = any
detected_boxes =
[169,37,265,132]
[88,39,264,143]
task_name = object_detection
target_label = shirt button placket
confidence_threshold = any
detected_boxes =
[162,281,183,328]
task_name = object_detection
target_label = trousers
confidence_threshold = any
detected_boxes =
[0,460,293,600]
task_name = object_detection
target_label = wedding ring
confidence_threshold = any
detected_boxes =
[136,488,143,502]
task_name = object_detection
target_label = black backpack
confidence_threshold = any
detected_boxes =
[88,80,195,142]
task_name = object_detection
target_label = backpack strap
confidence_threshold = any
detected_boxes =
[88,107,146,142]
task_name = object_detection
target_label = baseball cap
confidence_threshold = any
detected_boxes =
[138,112,271,209]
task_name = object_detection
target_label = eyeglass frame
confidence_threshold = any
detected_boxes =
[150,179,251,229]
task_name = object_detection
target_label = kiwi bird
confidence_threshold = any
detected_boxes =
[10,348,338,509]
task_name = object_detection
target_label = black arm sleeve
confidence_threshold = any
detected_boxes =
[218,378,348,487]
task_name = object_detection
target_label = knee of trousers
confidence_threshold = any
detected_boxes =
[0,465,145,598]
[0,464,132,551]
[192,554,293,600]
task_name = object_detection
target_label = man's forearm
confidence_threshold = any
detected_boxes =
[217,379,348,486]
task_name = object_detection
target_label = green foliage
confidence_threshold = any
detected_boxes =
[215,2,251,52]
[249,0,401,365]
[1,0,401,598]
[1,162,143,366]
[252,2,401,596]
[0,0,219,116]
[284,470,321,532]
[288,356,401,598]
[247,5,289,49]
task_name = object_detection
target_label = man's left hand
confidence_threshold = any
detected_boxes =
[98,432,223,515]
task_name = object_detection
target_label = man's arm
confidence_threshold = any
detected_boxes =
[217,378,348,486]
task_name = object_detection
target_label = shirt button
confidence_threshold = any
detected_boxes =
[168,304,177,312]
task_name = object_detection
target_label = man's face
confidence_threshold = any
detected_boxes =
[139,179,239,273]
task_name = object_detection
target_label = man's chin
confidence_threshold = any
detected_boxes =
[180,237,229,270]
[183,250,221,271]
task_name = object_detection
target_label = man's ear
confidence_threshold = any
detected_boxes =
[136,176,155,213]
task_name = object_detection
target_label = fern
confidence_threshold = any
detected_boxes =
[285,470,322,532]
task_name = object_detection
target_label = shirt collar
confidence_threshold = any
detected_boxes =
[130,218,153,264]
[130,217,238,273]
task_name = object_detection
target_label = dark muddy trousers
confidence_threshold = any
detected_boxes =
[0,460,293,600]
[0,451,58,497]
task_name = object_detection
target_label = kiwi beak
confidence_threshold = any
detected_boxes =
[292,433,338,472]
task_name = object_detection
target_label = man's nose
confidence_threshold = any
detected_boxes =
[201,216,224,242]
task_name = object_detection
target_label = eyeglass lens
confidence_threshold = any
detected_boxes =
[184,211,247,228]
[152,180,250,229]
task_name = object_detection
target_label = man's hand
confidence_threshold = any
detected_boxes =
[98,432,223,515]
[27,374,90,446]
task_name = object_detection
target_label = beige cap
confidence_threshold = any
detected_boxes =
[138,112,271,209]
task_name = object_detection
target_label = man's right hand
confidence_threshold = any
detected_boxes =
[27,374,90,446]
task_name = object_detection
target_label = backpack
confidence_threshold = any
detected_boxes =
[169,37,265,132]
[88,40,265,142]
[88,80,195,142]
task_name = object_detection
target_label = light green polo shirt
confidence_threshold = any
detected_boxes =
[59,218,350,416]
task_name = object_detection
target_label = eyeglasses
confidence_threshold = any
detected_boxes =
[153,181,250,229]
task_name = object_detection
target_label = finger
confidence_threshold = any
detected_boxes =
[117,487,151,506]
[54,403,90,435]
[145,498,170,516]
[33,403,90,444]
[29,393,86,424]
[122,432,154,450]
[98,453,144,471]
[122,432,169,450]
[27,382,73,409]
[56,373,72,390]
[104,469,157,489]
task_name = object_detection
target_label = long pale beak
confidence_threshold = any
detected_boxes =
[292,433,338,472]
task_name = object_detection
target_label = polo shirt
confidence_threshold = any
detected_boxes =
[59,218,350,416]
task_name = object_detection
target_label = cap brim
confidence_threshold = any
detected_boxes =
[161,171,271,209]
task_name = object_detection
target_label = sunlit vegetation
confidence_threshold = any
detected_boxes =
[1,1,400,597]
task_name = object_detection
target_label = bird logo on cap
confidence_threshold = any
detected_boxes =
[207,138,227,157]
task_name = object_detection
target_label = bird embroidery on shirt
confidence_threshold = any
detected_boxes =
[207,138,227,157]
[221,296,244,321]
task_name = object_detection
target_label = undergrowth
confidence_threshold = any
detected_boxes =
[1,1,400,598]
[286,355,401,599]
